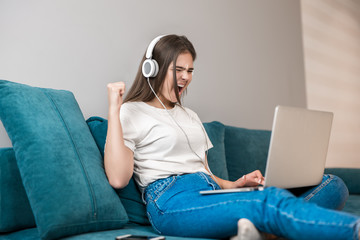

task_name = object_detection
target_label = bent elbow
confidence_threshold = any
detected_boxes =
[108,177,130,189]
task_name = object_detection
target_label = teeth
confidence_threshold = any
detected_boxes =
[178,84,185,87]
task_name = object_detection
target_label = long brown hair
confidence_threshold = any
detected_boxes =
[124,34,196,105]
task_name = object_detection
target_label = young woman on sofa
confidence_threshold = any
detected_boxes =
[104,34,360,240]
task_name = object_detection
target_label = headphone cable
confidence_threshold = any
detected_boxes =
[146,78,220,187]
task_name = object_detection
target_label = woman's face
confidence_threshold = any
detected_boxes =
[160,52,194,104]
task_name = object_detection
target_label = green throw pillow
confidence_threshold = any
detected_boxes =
[0,80,128,239]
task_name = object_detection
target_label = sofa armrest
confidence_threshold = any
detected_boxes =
[325,168,360,194]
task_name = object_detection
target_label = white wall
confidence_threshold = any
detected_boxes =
[0,0,306,147]
[301,0,360,168]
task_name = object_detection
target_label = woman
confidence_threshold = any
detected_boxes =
[105,34,360,240]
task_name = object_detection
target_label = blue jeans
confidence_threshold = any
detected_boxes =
[144,172,360,240]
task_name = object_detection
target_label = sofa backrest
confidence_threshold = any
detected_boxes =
[224,125,271,181]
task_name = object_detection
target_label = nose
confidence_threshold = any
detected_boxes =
[181,70,192,80]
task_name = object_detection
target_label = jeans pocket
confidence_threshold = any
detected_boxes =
[145,176,177,212]
[154,176,176,199]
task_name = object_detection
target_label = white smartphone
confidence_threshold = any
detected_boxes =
[115,234,165,240]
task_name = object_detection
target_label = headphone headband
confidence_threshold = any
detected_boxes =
[145,35,166,59]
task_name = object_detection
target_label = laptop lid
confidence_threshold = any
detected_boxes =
[264,106,333,189]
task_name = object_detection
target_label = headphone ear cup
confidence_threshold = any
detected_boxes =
[142,59,153,78]
[152,59,159,77]
[142,59,159,78]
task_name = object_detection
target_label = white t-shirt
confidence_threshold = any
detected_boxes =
[119,101,213,190]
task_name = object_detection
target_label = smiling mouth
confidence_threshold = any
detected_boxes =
[177,84,185,94]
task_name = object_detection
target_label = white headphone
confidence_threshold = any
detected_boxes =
[142,35,166,78]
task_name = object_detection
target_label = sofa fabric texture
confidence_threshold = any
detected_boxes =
[0,148,35,232]
[203,121,229,180]
[0,80,128,239]
[224,126,271,181]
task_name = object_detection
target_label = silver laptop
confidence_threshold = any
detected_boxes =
[200,105,333,195]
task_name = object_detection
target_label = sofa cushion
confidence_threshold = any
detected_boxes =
[342,195,360,216]
[0,148,35,232]
[86,117,150,225]
[224,126,271,181]
[203,121,229,180]
[0,80,128,239]
[86,117,108,157]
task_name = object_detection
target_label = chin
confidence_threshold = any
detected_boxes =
[169,95,178,103]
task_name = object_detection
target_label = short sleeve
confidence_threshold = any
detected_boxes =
[203,125,213,151]
[185,107,213,150]
[119,105,138,152]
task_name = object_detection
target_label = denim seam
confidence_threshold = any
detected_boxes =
[153,176,175,196]
[163,198,355,230]
[266,201,357,238]
[164,198,262,214]
[146,210,162,234]
[267,202,352,227]
[304,174,333,202]
[160,195,357,236]
[198,172,217,190]
[154,176,177,204]
[354,219,360,240]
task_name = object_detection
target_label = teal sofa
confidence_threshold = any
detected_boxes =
[0,80,359,240]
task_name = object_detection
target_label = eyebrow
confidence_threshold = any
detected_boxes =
[175,66,194,71]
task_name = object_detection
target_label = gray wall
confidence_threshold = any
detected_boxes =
[0,0,306,147]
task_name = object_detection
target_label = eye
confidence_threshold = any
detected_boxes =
[175,66,194,74]
[176,67,184,72]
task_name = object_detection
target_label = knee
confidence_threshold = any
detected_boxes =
[327,174,348,192]
[301,174,349,210]
[324,174,349,210]
[263,187,297,203]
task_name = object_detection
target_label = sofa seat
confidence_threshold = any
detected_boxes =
[1,224,215,240]
[343,195,360,216]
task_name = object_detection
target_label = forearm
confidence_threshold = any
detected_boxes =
[204,161,235,189]
[210,174,236,189]
[104,109,134,189]
[205,158,262,189]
